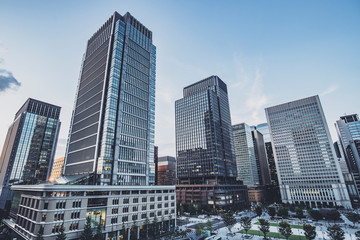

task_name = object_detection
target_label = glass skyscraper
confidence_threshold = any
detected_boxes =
[232,123,259,185]
[175,76,248,208]
[335,114,360,204]
[175,76,237,184]
[266,95,351,208]
[0,98,61,208]
[63,12,156,186]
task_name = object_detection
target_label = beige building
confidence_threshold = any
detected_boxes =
[49,157,64,182]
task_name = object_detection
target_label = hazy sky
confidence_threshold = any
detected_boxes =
[0,0,359,158]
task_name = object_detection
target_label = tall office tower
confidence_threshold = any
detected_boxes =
[0,98,61,208]
[175,76,248,208]
[265,95,351,208]
[63,12,156,186]
[335,114,360,205]
[251,123,278,187]
[232,123,259,185]
[157,156,176,185]
[252,130,272,185]
[154,145,158,185]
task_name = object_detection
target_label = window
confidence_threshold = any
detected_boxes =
[157,196,162,201]
[123,207,129,213]
[171,202,175,207]
[69,222,79,231]
[150,204,154,209]
[112,208,118,214]
[71,212,80,219]
[157,211,162,216]
[157,204,162,208]
[150,197,154,202]
[122,216,128,222]
[55,201,66,209]
[165,203,168,208]
[165,196,168,200]
[142,205,146,211]
[132,215,138,220]
[142,197,147,202]
[111,217,118,224]
[44,202,48,210]
[41,214,47,222]
[133,206,138,212]
[133,198,138,203]
[123,198,129,204]
[141,213,147,219]
[150,212,154,217]
[113,199,119,205]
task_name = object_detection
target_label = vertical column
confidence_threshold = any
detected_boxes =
[137,226,140,239]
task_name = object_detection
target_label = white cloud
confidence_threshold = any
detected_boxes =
[320,84,338,97]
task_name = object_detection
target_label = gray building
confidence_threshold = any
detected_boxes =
[232,123,259,185]
[335,114,360,205]
[0,98,61,208]
[63,12,156,186]
[175,76,248,208]
[6,185,175,240]
[252,130,272,186]
[157,156,176,185]
[265,95,351,208]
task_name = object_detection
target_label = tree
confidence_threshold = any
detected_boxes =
[326,210,341,222]
[279,221,292,240]
[36,226,45,240]
[222,211,236,235]
[93,222,103,240]
[327,224,345,240]
[295,208,304,219]
[258,218,270,240]
[122,220,128,240]
[81,217,93,240]
[267,207,276,218]
[195,224,202,237]
[130,221,137,240]
[240,216,252,236]
[152,215,158,237]
[355,230,360,240]
[206,219,212,232]
[277,207,289,218]
[56,224,66,240]
[308,210,322,221]
[255,206,263,217]
[144,217,150,239]
[303,224,316,240]
[345,212,360,227]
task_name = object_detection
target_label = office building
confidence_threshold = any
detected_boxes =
[175,76,248,208]
[335,114,360,206]
[49,157,65,182]
[154,146,158,185]
[265,95,351,208]
[157,156,176,185]
[232,123,259,185]
[0,98,61,208]
[63,11,156,186]
[252,130,272,186]
[5,185,175,240]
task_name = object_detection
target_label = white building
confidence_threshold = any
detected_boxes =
[5,185,176,240]
[265,95,351,208]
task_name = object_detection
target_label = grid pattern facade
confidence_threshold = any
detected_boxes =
[64,12,156,186]
[175,76,237,184]
[265,95,351,208]
[0,99,61,208]
[232,123,259,185]
[9,185,175,240]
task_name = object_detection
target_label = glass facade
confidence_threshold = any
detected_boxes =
[265,95,351,208]
[0,98,61,208]
[232,123,259,185]
[175,76,237,184]
[64,12,155,186]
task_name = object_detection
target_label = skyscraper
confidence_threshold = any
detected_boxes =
[63,12,156,186]
[232,123,259,185]
[265,95,351,208]
[175,76,248,208]
[335,114,360,205]
[0,98,61,208]
[252,129,272,186]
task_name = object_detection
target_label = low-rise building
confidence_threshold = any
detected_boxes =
[5,185,176,240]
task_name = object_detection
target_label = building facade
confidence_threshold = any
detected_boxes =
[335,114,360,206]
[63,11,156,186]
[252,130,272,186]
[0,98,61,208]
[157,156,176,186]
[232,123,259,185]
[175,76,248,208]
[265,95,351,208]
[6,185,175,240]
[49,157,65,182]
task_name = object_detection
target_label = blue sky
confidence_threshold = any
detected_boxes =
[0,0,359,158]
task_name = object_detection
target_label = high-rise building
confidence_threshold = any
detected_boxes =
[175,76,248,208]
[265,95,351,208]
[232,123,259,185]
[252,130,272,186]
[63,12,156,186]
[335,114,360,206]
[0,98,61,208]
[157,156,176,185]
[5,12,176,240]
[154,145,158,185]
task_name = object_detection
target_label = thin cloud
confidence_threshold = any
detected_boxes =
[0,69,21,92]
[320,85,338,97]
